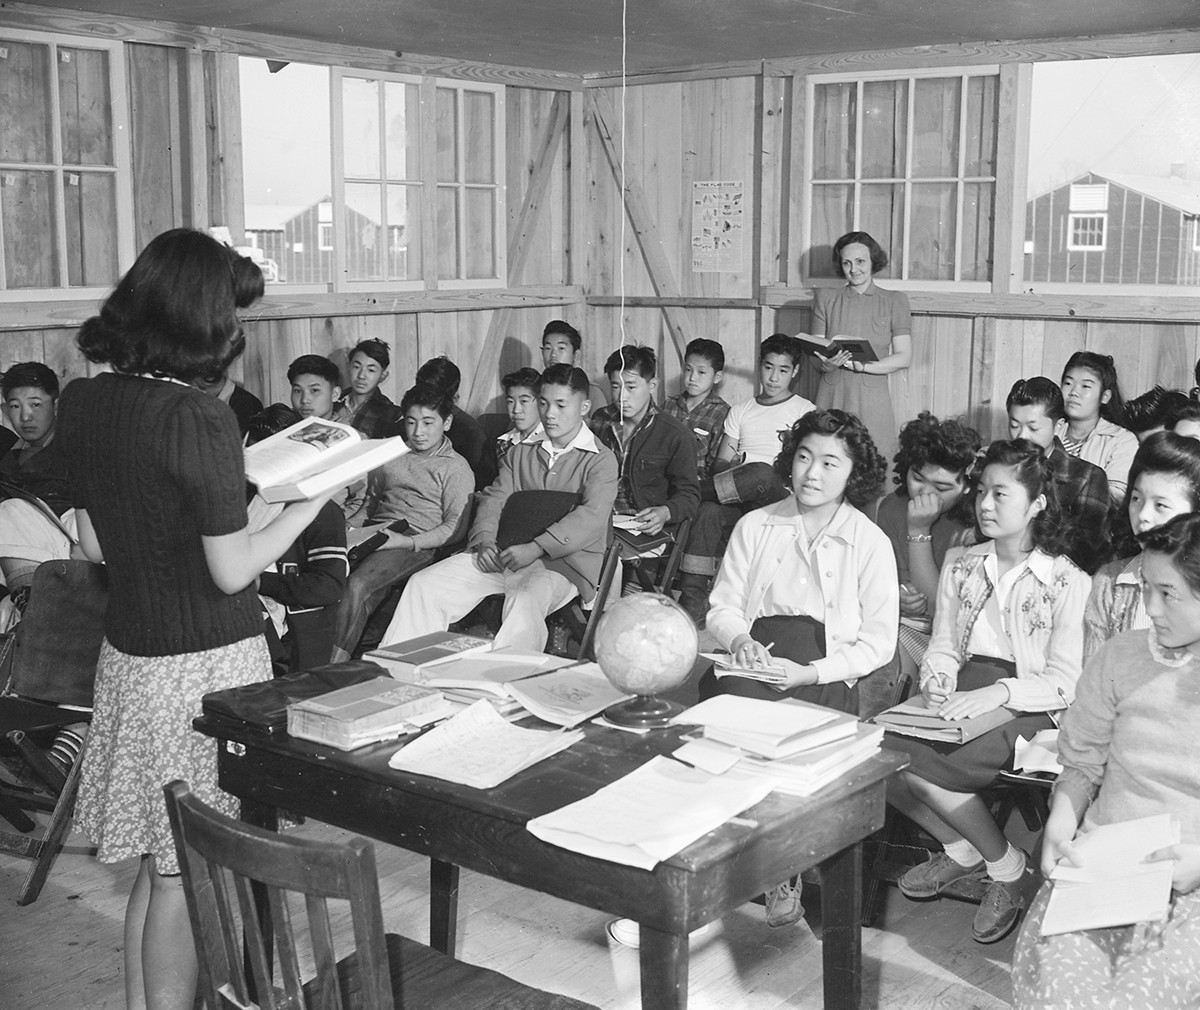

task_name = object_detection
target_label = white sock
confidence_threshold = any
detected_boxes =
[943,838,982,867]
[984,843,1026,882]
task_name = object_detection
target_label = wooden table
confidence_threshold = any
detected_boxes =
[195,715,906,1010]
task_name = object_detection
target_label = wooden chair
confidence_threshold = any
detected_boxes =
[163,780,596,1010]
[0,559,107,904]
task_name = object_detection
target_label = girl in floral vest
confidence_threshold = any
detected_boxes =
[885,439,1091,945]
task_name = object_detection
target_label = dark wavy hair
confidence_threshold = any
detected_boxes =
[502,366,541,394]
[1139,512,1200,596]
[832,231,888,277]
[773,408,887,509]
[1168,400,1200,433]
[968,439,1071,558]
[542,319,581,351]
[1,361,59,400]
[1007,376,1065,422]
[1110,431,1200,559]
[1062,351,1127,427]
[1126,385,1190,435]
[892,411,982,522]
[76,229,262,383]
[604,344,656,382]
[245,403,300,445]
[400,381,453,419]
[536,363,590,397]
[416,356,461,399]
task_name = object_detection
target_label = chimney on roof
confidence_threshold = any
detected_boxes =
[1170,161,1187,180]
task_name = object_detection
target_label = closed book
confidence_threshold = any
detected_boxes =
[703,708,860,759]
[734,725,884,795]
[287,678,444,750]
[347,518,410,571]
[364,632,494,682]
[874,698,1015,744]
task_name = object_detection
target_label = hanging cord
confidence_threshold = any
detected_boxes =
[619,0,628,350]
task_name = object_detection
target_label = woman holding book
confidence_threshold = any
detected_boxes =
[1012,512,1200,1010]
[885,439,1090,945]
[59,229,337,1010]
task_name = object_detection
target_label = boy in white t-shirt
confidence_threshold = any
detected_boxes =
[678,333,815,622]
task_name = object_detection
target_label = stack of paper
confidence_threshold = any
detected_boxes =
[728,725,885,795]
[506,662,634,728]
[701,651,788,686]
[527,756,775,869]
[674,695,858,758]
[1041,814,1179,936]
[874,697,1015,744]
[422,648,574,705]
[387,699,583,789]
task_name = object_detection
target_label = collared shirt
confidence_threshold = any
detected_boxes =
[1083,553,1147,662]
[1054,417,1138,501]
[707,497,899,686]
[590,402,658,512]
[967,548,1058,661]
[662,389,730,481]
[333,389,399,439]
[922,542,1091,712]
[497,423,544,454]
[534,423,600,468]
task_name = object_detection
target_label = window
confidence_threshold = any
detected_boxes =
[0,29,132,298]
[240,58,504,292]
[805,67,999,285]
[1067,213,1107,251]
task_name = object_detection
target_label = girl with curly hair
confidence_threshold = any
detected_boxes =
[886,439,1091,946]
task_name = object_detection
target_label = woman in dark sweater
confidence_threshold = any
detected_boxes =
[59,229,336,1010]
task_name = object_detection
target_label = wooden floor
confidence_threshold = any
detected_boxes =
[0,814,1019,1010]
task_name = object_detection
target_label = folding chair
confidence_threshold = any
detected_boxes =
[164,779,596,1010]
[0,559,107,904]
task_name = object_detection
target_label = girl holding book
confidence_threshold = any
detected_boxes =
[886,439,1091,945]
[1012,512,1200,1009]
[1083,431,1200,662]
[59,229,337,1010]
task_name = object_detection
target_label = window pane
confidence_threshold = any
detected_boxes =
[386,183,421,280]
[384,82,420,181]
[463,91,494,184]
[0,40,53,163]
[912,77,959,177]
[436,88,458,183]
[63,170,116,286]
[345,182,384,281]
[1,170,57,288]
[909,182,956,279]
[464,188,494,278]
[343,76,380,180]
[436,185,458,278]
[812,83,855,181]
[239,59,332,284]
[809,183,852,277]
[961,181,993,281]
[860,183,905,277]
[58,47,112,166]
[964,75,998,177]
[861,80,906,179]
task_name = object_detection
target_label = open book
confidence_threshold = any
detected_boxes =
[244,417,409,503]
[794,332,879,364]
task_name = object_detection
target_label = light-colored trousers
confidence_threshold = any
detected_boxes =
[383,552,577,652]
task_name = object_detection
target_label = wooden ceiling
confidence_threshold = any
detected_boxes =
[14,0,1200,75]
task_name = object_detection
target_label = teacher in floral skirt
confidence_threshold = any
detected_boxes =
[811,231,912,464]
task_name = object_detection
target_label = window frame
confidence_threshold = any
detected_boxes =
[1065,212,1107,252]
[802,64,999,293]
[0,27,134,303]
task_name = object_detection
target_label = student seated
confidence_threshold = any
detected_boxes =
[333,337,400,437]
[383,364,617,652]
[495,366,544,464]
[331,383,474,661]
[661,337,730,484]
[589,344,699,542]
[1083,431,1200,662]
[1125,385,1191,442]
[1007,376,1111,573]
[247,405,348,673]
[288,353,364,517]
[541,318,609,408]
[415,355,497,491]
[1055,351,1138,501]
[1011,512,1200,1010]
[886,439,1090,945]
[677,333,816,621]
[0,362,78,612]
[875,412,981,665]
[193,366,262,436]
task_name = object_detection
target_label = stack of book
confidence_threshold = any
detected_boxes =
[363,631,494,682]
[672,695,884,796]
[286,677,450,750]
[873,698,1014,744]
[420,647,575,717]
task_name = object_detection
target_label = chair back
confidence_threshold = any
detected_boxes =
[4,560,107,707]
[855,647,910,721]
[164,780,395,1010]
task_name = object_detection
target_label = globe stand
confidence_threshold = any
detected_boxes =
[604,694,685,729]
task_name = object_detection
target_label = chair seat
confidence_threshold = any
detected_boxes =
[0,697,86,736]
[320,932,598,1010]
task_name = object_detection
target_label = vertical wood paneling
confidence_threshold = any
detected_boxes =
[127,43,184,250]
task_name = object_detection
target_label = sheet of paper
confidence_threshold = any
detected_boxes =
[507,662,633,728]
[673,738,742,774]
[1040,868,1174,936]
[527,756,774,869]
[1052,814,1179,883]
[1014,728,1062,774]
[673,694,838,736]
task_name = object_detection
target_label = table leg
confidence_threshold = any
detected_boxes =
[429,858,459,955]
[638,925,688,1010]
[820,842,863,1010]
[241,800,279,1004]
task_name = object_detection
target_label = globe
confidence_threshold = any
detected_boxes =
[594,593,698,727]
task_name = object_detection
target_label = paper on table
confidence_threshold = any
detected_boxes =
[673,738,742,774]
[506,662,633,728]
[527,756,774,869]
[1014,728,1062,774]
[387,699,582,789]
[673,694,838,735]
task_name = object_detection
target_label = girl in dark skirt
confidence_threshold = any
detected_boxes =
[886,439,1091,945]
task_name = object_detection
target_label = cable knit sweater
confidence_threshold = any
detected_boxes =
[58,373,261,656]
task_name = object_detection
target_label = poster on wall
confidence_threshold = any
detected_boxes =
[691,181,744,273]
